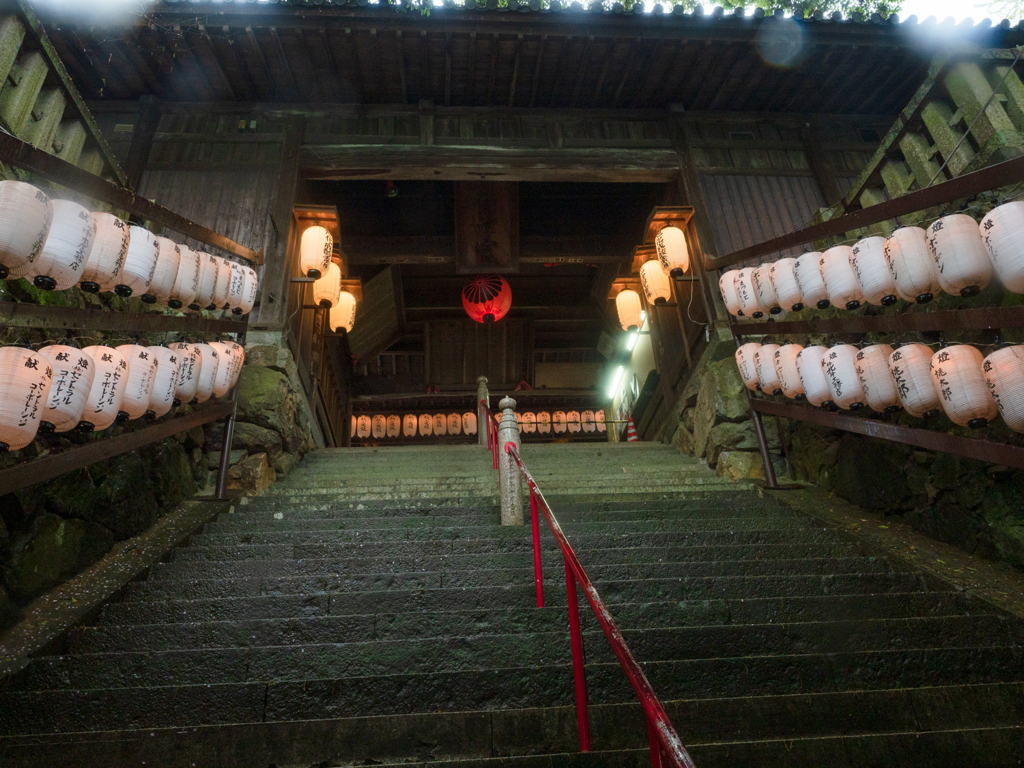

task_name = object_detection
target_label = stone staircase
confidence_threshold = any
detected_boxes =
[1,442,1023,767]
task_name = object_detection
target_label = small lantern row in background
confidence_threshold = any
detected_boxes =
[0,340,245,453]
[735,340,1024,432]
[0,181,258,315]
[351,410,608,439]
[718,203,1024,318]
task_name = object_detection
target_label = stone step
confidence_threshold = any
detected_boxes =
[71,592,990,652]
[13,615,1019,695]
[189,528,842,551]
[147,556,901,586]
[201,515,822,536]
[123,570,940,602]
[173,540,862,565]
[5,647,1024,736]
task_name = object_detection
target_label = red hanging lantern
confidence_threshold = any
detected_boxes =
[462,275,512,323]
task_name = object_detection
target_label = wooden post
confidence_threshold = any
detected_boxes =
[257,115,304,328]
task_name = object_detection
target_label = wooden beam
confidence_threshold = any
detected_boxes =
[369,28,383,104]
[240,26,275,101]
[468,31,477,106]
[445,32,452,107]
[167,25,217,102]
[257,115,304,328]
[801,124,843,207]
[611,38,640,108]
[267,27,300,100]
[215,27,258,102]
[570,36,593,109]
[396,31,409,104]
[546,35,571,107]
[508,34,523,109]
[529,34,547,109]
[123,95,161,190]
[343,28,368,103]
[17,0,129,185]
[486,33,499,106]
[194,26,238,101]
[592,39,614,105]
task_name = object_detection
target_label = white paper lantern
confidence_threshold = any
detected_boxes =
[980,202,1024,294]
[236,265,258,316]
[210,258,233,310]
[595,409,607,433]
[926,214,993,297]
[403,413,418,437]
[224,340,246,387]
[208,341,237,399]
[433,413,447,436]
[372,414,387,439]
[462,411,477,435]
[312,261,342,309]
[386,414,401,437]
[418,413,432,436]
[191,343,219,404]
[884,227,940,304]
[796,345,832,407]
[735,342,761,392]
[640,260,672,306]
[553,411,567,434]
[982,346,1024,433]
[447,412,462,435]
[754,344,782,395]
[115,344,157,420]
[930,345,998,428]
[30,200,95,291]
[519,411,535,434]
[821,345,866,410]
[734,268,764,318]
[769,258,803,312]
[115,226,159,299]
[224,260,246,313]
[169,244,200,310]
[567,410,582,434]
[719,270,743,316]
[655,225,689,277]
[145,346,181,419]
[581,410,596,433]
[0,181,52,280]
[191,252,220,310]
[753,265,782,314]
[300,225,332,279]
[78,346,128,432]
[888,344,942,418]
[168,342,201,404]
[146,237,180,304]
[0,348,53,451]
[794,252,830,309]
[357,414,371,438]
[820,246,863,310]
[351,415,356,437]
[773,344,805,400]
[330,290,357,333]
[851,236,898,306]
[537,411,552,434]
[38,345,95,433]
[80,213,129,294]
[855,344,901,413]
[616,289,643,331]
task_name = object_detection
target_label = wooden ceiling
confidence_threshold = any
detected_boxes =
[38,3,1019,114]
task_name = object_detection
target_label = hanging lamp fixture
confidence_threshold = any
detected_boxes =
[462,275,512,323]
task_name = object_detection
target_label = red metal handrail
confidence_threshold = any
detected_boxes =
[505,443,697,768]
[480,399,498,470]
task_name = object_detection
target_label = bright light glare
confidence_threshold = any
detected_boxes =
[30,0,157,23]
[627,332,639,352]
[607,365,626,399]
[640,310,647,324]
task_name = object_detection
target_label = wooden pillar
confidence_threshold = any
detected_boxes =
[801,124,843,207]
[257,114,304,329]
[123,95,160,191]
[667,112,727,324]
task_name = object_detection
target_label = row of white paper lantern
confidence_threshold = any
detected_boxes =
[301,226,359,333]
[735,340,1024,432]
[515,409,608,434]
[0,340,245,452]
[719,203,1024,318]
[0,180,259,315]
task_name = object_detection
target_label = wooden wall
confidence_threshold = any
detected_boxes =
[425,319,532,390]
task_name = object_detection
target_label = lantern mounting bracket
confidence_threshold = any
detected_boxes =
[643,206,695,245]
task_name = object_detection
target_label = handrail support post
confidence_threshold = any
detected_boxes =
[477,377,489,448]
[565,559,591,752]
[530,489,544,608]
[497,396,523,525]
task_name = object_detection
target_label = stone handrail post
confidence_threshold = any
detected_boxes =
[497,396,523,526]
[477,376,489,448]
